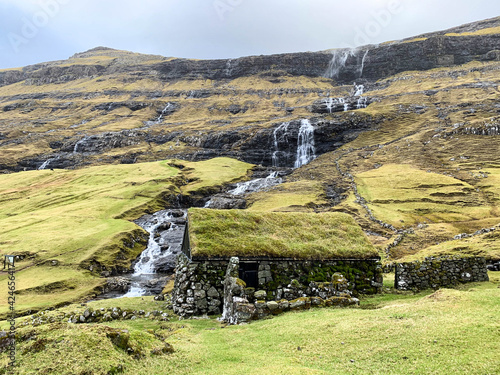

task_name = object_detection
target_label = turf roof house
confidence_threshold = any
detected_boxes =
[173,209,383,317]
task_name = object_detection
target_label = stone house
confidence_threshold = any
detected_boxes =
[172,208,383,317]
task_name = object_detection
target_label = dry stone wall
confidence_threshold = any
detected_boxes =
[395,256,489,290]
[172,254,382,317]
[222,257,360,324]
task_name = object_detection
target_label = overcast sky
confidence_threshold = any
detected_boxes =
[0,0,499,69]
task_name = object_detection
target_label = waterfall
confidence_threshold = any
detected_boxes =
[38,159,52,170]
[272,122,290,167]
[325,97,334,113]
[73,136,88,153]
[225,59,233,76]
[354,83,364,96]
[294,119,316,168]
[120,210,181,298]
[357,97,368,109]
[324,97,349,112]
[325,49,354,79]
[359,49,369,78]
[156,103,172,123]
[227,172,282,196]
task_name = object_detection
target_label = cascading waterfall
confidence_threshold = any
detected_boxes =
[73,136,88,153]
[325,49,354,79]
[294,119,316,168]
[325,97,334,113]
[204,172,282,208]
[120,210,178,298]
[324,97,348,113]
[354,83,368,109]
[357,97,368,109]
[38,159,53,170]
[225,59,233,76]
[227,172,282,196]
[272,122,290,167]
[354,84,364,96]
[156,103,172,123]
[359,49,369,78]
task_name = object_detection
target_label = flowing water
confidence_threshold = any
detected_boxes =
[294,119,316,168]
[227,172,282,196]
[38,159,53,170]
[156,103,172,123]
[272,122,290,167]
[73,136,89,153]
[120,210,186,298]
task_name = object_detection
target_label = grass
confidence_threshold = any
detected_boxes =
[355,164,494,227]
[246,181,327,212]
[0,158,252,314]
[398,229,500,262]
[445,25,500,36]
[180,157,253,194]
[1,274,498,374]
[188,209,378,259]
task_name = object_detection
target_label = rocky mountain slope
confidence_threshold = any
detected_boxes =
[1,16,499,269]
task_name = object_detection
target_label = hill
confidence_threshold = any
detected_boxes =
[0,16,499,312]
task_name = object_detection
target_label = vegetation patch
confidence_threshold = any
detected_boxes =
[0,158,252,314]
[188,209,378,259]
[355,164,493,227]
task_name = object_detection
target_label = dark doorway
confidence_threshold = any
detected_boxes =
[239,262,259,288]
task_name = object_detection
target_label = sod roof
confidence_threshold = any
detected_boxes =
[188,208,378,259]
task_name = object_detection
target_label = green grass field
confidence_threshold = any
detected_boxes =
[1,273,498,374]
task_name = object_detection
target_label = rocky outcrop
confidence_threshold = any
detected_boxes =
[311,96,372,113]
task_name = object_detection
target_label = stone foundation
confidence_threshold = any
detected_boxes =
[222,257,359,324]
[173,255,382,317]
[395,256,489,290]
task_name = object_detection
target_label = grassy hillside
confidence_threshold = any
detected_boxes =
[0,158,252,315]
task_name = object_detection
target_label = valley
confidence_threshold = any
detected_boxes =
[0,15,499,375]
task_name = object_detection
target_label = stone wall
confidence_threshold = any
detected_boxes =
[222,257,360,324]
[172,255,382,317]
[395,256,489,290]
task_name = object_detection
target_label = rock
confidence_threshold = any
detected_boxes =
[289,297,311,310]
[106,277,130,293]
[106,329,130,351]
[151,343,175,355]
[266,301,280,314]
[207,286,220,298]
[254,290,267,300]
[204,195,246,209]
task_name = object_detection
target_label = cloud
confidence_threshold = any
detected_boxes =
[0,0,499,68]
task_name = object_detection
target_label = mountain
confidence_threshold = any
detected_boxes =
[0,17,499,314]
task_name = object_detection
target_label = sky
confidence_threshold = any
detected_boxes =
[0,0,499,69]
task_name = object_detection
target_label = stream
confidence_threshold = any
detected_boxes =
[117,209,186,298]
